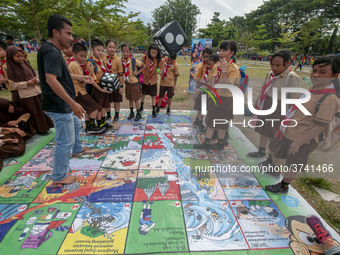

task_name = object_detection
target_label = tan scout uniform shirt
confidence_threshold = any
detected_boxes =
[159,59,180,87]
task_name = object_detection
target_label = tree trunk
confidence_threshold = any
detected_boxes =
[87,19,91,51]
[326,25,338,54]
[31,0,42,45]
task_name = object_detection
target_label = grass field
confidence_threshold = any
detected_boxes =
[1,52,339,233]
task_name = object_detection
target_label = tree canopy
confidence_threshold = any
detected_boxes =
[152,0,200,44]
[0,0,150,46]
[197,0,339,54]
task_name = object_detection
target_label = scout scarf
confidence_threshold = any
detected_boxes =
[162,59,174,80]
[214,59,234,84]
[123,58,130,81]
[0,59,6,77]
[69,58,90,75]
[255,72,281,110]
[251,68,292,126]
[276,85,337,139]
[203,66,210,83]
[106,55,112,73]
[149,58,154,80]
[214,65,222,84]
[67,57,75,65]
[91,57,107,73]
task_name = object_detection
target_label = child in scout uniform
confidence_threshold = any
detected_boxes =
[121,43,146,121]
[86,39,112,129]
[68,43,106,133]
[18,44,29,63]
[0,41,8,91]
[140,43,162,118]
[62,42,74,65]
[156,55,180,116]
[193,47,214,132]
[6,45,54,135]
[104,39,124,122]
[265,55,340,193]
[195,40,240,150]
[247,50,301,167]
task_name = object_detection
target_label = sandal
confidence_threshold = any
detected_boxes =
[53,176,77,185]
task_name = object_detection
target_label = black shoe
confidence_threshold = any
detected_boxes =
[193,118,199,126]
[127,112,135,120]
[156,106,160,113]
[247,151,266,158]
[152,110,157,118]
[265,183,288,193]
[113,115,119,122]
[140,105,144,112]
[211,139,225,150]
[134,113,142,122]
[198,124,205,133]
[258,157,272,167]
[193,138,213,149]
[105,115,111,120]
[166,108,170,116]
[194,143,214,149]
[103,122,113,129]
[86,125,105,134]
[225,132,229,146]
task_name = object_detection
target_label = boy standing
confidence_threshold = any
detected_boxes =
[156,55,179,116]
[86,39,112,129]
[62,42,74,65]
[68,43,106,133]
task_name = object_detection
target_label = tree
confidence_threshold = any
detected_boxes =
[295,19,322,55]
[277,23,300,49]
[152,0,200,44]
[71,0,127,48]
[0,0,74,43]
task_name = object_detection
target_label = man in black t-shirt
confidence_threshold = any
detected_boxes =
[38,15,94,184]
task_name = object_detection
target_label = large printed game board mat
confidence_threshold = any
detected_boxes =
[0,110,339,255]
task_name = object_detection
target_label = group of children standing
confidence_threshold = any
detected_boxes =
[192,41,340,194]
[1,33,340,198]
[62,39,180,133]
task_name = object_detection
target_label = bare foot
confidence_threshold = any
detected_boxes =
[53,176,77,184]
[72,147,89,157]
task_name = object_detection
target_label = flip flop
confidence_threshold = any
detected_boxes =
[53,176,77,185]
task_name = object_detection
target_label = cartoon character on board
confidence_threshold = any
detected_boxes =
[286,215,325,255]
[138,200,156,235]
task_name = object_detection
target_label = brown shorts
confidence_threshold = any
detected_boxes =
[125,82,141,101]
[142,83,157,97]
[90,86,111,109]
[159,86,174,99]
[76,93,100,114]
[109,90,123,103]
[194,92,202,111]
[269,136,318,173]
[205,96,233,130]
[255,97,282,138]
